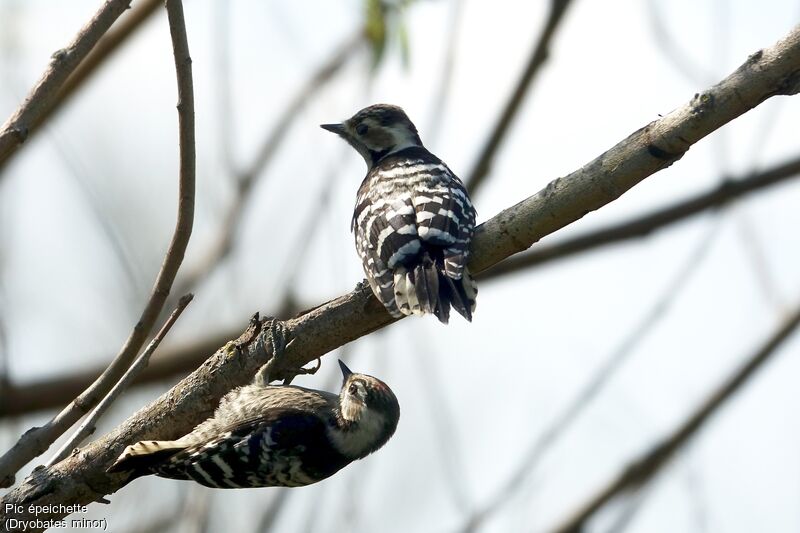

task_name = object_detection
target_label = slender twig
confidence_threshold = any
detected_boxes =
[46,295,193,466]
[465,0,575,195]
[423,0,464,145]
[174,30,364,295]
[480,154,800,282]
[41,0,163,141]
[3,153,800,419]
[459,221,721,533]
[549,303,800,533]
[1,27,799,527]
[268,26,800,381]
[602,482,656,533]
[0,0,134,170]
[0,0,196,489]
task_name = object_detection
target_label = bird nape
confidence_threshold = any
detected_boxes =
[108,360,400,489]
[321,103,478,324]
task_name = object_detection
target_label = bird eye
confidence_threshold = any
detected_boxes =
[356,123,369,136]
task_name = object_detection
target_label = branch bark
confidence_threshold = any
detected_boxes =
[269,25,800,380]
[1,23,799,533]
[46,294,193,467]
[0,0,136,170]
[549,303,800,533]
[480,153,800,281]
[0,0,195,489]
[4,152,800,418]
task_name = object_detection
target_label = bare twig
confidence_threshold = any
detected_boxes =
[549,303,800,533]
[460,221,721,533]
[0,0,135,170]
[481,154,800,282]
[423,0,465,144]
[0,0,196,488]
[46,294,193,466]
[0,329,238,417]
[39,0,163,144]
[174,30,364,294]
[465,0,575,195]
[268,26,800,381]
[0,27,799,530]
[3,152,800,420]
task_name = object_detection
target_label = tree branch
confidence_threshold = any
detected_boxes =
[465,0,575,195]
[173,30,364,294]
[480,153,800,281]
[269,25,800,380]
[32,0,163,155]
[0,0,136,171]
[459,222,721,533]
[548,302,800,533]
[0,0,195,488]
[3,151,799,418]
[1,23,799,531]
[46,294,193,467]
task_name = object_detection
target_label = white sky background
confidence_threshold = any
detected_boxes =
[1,1,800,532]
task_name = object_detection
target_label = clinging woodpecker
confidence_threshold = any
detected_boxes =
[321,104,478,324]
[108,360,400,489]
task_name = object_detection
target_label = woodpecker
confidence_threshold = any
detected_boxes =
[322,104,478,324]
[108,360,400,488]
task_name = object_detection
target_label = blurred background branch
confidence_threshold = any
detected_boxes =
[481,153,800,281]
[0,0,143,170]
[3,151,799,418]
[1,3,799,533]
[549,301,800,533]
[0,0,196,488]
[465,0,575,196]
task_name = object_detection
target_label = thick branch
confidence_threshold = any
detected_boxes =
[549,303,800,533]
[46,295,193,467]
[0,0,195,488]
[32,0,163,160]
[0,0,134,170]
[270,25,800,379]
[4,152,800,418]
[1,24,799,531]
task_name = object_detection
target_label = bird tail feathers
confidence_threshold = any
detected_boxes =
[107,440,185,476]
[393,252,477,324]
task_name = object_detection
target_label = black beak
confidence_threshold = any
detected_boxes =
[321,123,347,136]
[338,359,353,380]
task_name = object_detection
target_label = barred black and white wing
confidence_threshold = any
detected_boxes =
[352,147,477,323]
[109,408,349,489]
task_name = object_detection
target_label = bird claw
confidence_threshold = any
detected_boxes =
[281,357,321,385]
[253,319,291,386]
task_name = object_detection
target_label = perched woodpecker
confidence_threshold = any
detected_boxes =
[108,360,400,489]
[322,104,478,323]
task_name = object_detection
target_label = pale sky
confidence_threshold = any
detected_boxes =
[2,1,800,532]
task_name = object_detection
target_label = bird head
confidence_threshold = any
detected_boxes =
[334,359,400,458]
[321,104,423,170]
